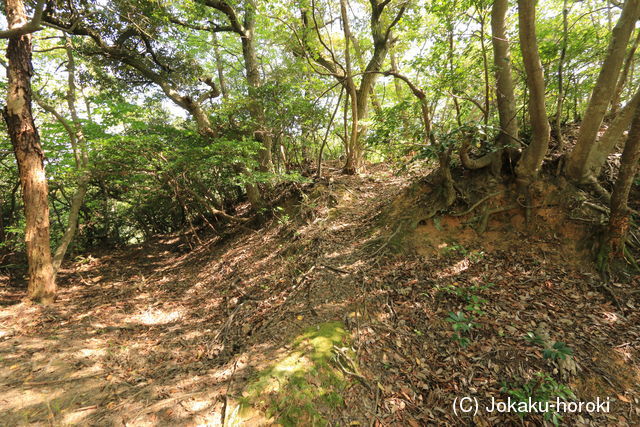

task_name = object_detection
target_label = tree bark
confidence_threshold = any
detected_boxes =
[3,0,55,304]
[587,86,640,179]
[610,28,640,116]
[515,0,550,187]
[491,0,519,172]
[607,102,640,258]
[300,0,406,173]
[241,0,273,173]
[565,0,640,182]
[554,0,568,148]
[340,0,360,175]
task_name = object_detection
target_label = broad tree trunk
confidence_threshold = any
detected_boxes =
[607,103,640,258]
[515,0,550,187]
[565,0,640,182]
[3,0,55,304]
[491,0,518,171]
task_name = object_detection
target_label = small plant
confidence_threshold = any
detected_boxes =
[442,242,468,257]
[524,332,574,360]
[501,372,575,426]
[524,331,546,346]
[441,283,491,348]
[464,294,487,315]
[274,206,291,225]
[446,311,477,348]
[543,342,573,361]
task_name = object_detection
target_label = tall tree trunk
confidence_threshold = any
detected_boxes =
[242,0,273,174]
[3,0,55,304]
[515,0,550,187]
[565,0,640,182]
[350,35,382,116]
[52,36,90,275]
[448,25,462,126]
[491,0,518,171]
[554,0,568,149]
[610,28,640,116]
[607,103,640,259]
[212,32,229,99]
[340,0,360,175]
[587,86,640,179]
[478,10,490,127]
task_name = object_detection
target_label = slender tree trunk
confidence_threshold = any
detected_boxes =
[565,0,640,182]
[212,32,229,99]
[588,86,640,179]
[478,11,490,127]
[491,0,518,171]
[317,86,344,178]
[340,0,360,175]
[607,103,640,258]
[610,28,640,115]
[554,0,568,149]
[448,25,462,126]
[390,48,404,99]
[350,35,382,116]
[3,0,55,304]
[242,1,273,173]
[52,36,90,275]
[515,0,550,187]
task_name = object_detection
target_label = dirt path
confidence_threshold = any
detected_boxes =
[0,167,406,425]
[1,167,639,426]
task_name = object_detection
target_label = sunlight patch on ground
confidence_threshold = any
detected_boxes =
[435,258,470,278]
[62,409,94,425]
[76,347,106,358]
[234,322,349,426]
[131,308,183,325]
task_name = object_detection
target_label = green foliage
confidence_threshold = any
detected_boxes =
[446,311,478,348]
[543,342,574,361]
[524,332,574,361]
[501,372,576,426]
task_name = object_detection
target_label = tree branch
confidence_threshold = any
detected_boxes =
[0,0,46,38]
[194,0,246,35]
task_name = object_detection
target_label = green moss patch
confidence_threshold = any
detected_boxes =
[238,322,349,426]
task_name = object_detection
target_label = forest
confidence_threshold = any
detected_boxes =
[0,0,639,425]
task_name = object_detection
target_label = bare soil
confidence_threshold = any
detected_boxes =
[1,165,639,426]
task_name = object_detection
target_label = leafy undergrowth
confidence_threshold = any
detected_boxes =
[0,164,639,426]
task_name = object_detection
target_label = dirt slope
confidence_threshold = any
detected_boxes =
[0,165,639,426]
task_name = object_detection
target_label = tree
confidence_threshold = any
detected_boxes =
[606,102,640,260]
[490,0,518,172]
[2,0,55,304]
[565,0,640,183]
[34,35,91,276]
[299,0,407,173]
[193,0,275,174]
[515,0,550,188]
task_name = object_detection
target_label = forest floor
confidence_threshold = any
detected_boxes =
[1,163,639,426]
